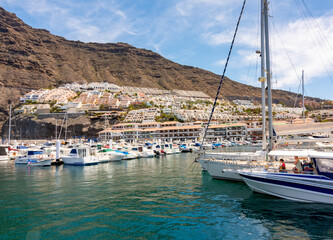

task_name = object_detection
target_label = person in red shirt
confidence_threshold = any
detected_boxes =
[279,159,287,173]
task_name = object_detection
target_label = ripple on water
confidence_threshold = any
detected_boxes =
[0,154,333,239]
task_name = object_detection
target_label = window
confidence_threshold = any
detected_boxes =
[70,149,77,154]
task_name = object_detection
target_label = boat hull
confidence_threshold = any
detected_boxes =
[108,152,124,161]
[28,159,52,166]
[0,156,10,161]
[62,156,99,166]
[239,172,333,204]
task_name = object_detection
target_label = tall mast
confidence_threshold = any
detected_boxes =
[302,70,305,123]
[260,0,266,149]
[264,0,274,151]
[8,100,11,145]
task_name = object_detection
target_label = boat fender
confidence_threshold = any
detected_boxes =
[39,154,43,159]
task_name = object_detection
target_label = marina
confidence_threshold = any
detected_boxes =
[0,0,333,239]
[1,152,333,239]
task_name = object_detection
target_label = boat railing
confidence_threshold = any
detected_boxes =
[201,152,266,162]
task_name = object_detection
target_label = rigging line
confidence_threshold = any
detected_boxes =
[294,81,302,108]
[270,22,278,86]
[246,0,261,87]
[197,0,247,156]
[295,0,333,86]
[297,2,333,68]
[300,0,333,57]
[245,35,258,86]
[270,20,302,107]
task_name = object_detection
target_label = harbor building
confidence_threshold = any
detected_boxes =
[98,122,247,142]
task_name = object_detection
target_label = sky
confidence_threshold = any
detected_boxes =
[2,0,333,100]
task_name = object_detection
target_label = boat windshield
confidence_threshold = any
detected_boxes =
[313,157,333,179]
[28,151,43,155]
[69,149,77,154]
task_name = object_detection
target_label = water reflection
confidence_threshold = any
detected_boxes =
[241,193,333,239]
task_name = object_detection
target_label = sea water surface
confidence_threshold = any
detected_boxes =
[1,153,333,239]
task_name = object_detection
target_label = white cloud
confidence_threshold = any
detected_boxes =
[215,59,226,66]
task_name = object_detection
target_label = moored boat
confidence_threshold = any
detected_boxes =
[62,146,100,165]
[15,150,52,166]
[239,150,333,204]
[98,148,124,162]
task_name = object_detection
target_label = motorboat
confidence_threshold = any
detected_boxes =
[172,144,181,154]
[62,146,100,165]
[239,150,333,204]
[118,148,139,160]
[161,144,173,155]
[98,148,125,162]
[15,150,52,166]
[180,143,194,152]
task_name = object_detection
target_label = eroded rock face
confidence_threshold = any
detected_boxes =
[1,115,112,140]
[0,7,322,136]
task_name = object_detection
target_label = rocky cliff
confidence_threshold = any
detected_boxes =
[0,7,322,137]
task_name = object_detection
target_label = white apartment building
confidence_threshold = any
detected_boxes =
[20,89,76,104]
[99,122,247,142]
[233,99,253,107]
[85,82,122,92]
[123,108,160,123]
[20,90,43,103]
[62,82,122,92]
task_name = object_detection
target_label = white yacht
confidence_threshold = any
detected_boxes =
[197,151,268,181]
[98,148,124,162]
[62,146,100,165]
[15,150,52,166]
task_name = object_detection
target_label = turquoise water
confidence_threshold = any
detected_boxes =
[1,153,333,239]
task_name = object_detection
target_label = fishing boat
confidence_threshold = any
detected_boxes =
[239,150,333,203]
[15,150,52,166]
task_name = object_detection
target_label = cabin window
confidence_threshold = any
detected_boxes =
[28,151,43,155]
[70,149,77,154]
[0,147,7,156]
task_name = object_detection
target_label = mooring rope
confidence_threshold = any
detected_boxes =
[196,0,247,160]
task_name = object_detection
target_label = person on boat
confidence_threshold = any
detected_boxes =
[279,159,287,173]
[303,160,314,174]
[292,156,302,173]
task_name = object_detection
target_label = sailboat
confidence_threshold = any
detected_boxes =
[196,0,276,181]
[197,0,333,204]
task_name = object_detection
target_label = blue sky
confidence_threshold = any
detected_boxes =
[2,0,333,100]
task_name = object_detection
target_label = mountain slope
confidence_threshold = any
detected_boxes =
[0,7,321,132]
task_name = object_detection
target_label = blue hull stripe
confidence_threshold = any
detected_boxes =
[239,174,333,195]
[267,173,332,180]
